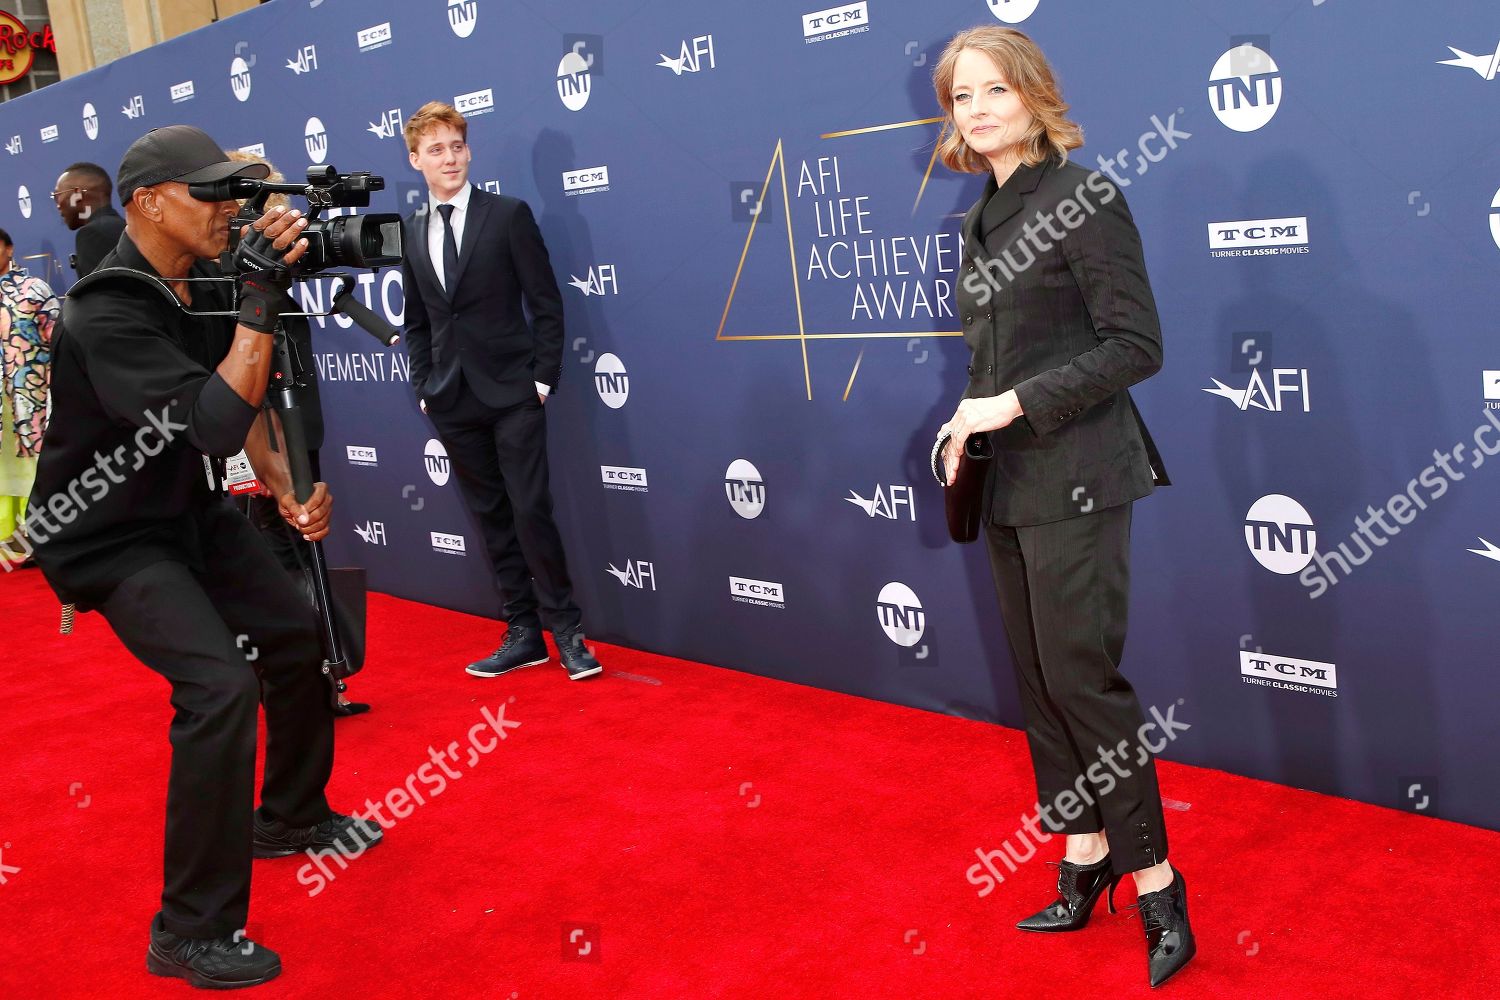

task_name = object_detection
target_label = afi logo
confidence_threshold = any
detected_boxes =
[569,264,618,296]
[557,46,592,111]
[448,0,478,39]
[287,45,318,75]
[876,582,925,647]
[17,185,31,219]
[3,136,19,156]
[122,95,145,119]
[606,560,656,590]
[1439,39,1500,81]
[1208,42,1282,132]
[846,485,915,520]
[82,103,99,140]
[425,439,451,486]
[725,460,765,519]
[304,117,328,164]
[1244,494,1317,575]
[1203,369,1310,412]
[658,35,714,75]
[593,353,629,409]
[367,108,403,140]
[354,521,387,545]
[230,49,254,102]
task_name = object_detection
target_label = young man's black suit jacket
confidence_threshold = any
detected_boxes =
[401,186,564,410]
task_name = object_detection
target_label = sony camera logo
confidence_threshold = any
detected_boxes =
[455,88,495,118]
[357,22,393,53]
[430,532,467,555]
[170,80,196,104]
[39,124,58,143]
[563,166,610,196]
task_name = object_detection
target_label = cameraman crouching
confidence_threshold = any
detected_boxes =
[27,126,382,990]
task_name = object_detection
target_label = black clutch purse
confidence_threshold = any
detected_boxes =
[930,430,994,544]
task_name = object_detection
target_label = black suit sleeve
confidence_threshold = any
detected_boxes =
[1011,183,1163,435]
[74,215,126,278]
[401,218,434,399]
[508,200,565,391]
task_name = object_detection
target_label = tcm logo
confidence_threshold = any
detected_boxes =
[593,353,629,409]
[170,80,196,104]
[122,95,144,119]
[846,485,915,520]
[17,185,31,219]
[1439,39,1500,81]
[1203,369,1310,412]
[230,55,253,102]
[1484,371,1500,408]
[448,0,478,39]
[601,465,649,492]
[354,521,387,546]
[345,445,378,468]
[238,142,266,158]
[367,108,404,140]
[81,103,98,140]
[1209,217,1309,257]
[803,2,870,44]
[607,560,656,590]
[730,576,785,609]
[4,136,19,156]
[986,0,1041,24]
[1208,42,1281,132]
[657,35,714,75]
[725,459,765,519]
[304,117,329,164]
[1240,649,1338,696]
[357,22,393,53]
[39,124,58,143]
[568,263,618,296]
[455,88,495,118]
[557,46,593,111]
[1244,494,1317,575]
[424,439,451,486]
[562,166,610,196]
[287,45,318,75]
[876,582,925,647]
[431,532,467,556]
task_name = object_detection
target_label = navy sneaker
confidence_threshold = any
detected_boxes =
[466,624,549,678]
[147,914,281,990]
[557,630,603,681]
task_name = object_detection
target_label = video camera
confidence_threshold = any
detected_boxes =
[188,164,403,273]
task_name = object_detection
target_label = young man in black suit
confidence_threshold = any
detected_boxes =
[52,161,127,278]
[401,101,601,681]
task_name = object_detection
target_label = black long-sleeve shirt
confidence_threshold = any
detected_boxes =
[28,232,259,608]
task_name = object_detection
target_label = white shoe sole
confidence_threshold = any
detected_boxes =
[566,664,603,681]
[465,656,548,678]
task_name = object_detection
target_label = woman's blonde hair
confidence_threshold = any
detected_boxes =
[931,26,1083,173]
[224,149,290,210]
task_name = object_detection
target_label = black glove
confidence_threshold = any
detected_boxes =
[233,225,299,333]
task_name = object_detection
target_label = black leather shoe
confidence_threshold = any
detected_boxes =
[1016,854,1122,932]
[466,624,549,678]
[1131,868,1197,988]
[557,630,603,680]
[332,697,371,716]
[252,811,384,859]
[147,914,281,989]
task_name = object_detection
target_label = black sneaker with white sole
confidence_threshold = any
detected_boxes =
[252,811,384,859]
[466,624,549,678]
[147,914,281,990]
[557,630,603,680]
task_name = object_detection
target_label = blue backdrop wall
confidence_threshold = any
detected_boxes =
[4,0,1498,829]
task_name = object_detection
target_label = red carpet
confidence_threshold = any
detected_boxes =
[0,565,1495,999]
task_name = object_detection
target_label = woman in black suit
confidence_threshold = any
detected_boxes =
[933,26,1194,988]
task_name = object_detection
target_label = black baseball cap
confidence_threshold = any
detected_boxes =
[116,125,270,205]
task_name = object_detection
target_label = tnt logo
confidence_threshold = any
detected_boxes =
[287,45,318,75]
[557,47,593,111]
[1244,494,1317,575]
[122,95,144,119]
[367,108,404,140]
[1209,40,1281,132]
[658,35,714,75]
[82,103,99,140]
[448,0,478,38]
[607,560,655,590]
[1203,369,1310,412]
[593,354,629,409]
[986,0,1041,24]
[846,485,915,520]
[569,264,618,296]
[876,582,926,647]
[424,439,451,486]
[725,460,766,519]
[17,185,31,219]
[354,521,387,546]
[230,52,253,102]
[305,117,328,164]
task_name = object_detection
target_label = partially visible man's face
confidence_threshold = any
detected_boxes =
[408,124,472,202]
[136,182,239,260]
[0,241,13,272]
[54,170,108,231]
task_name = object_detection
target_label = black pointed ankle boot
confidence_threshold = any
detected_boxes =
[1016,854,1123,932]
[1131,867,1196,988]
